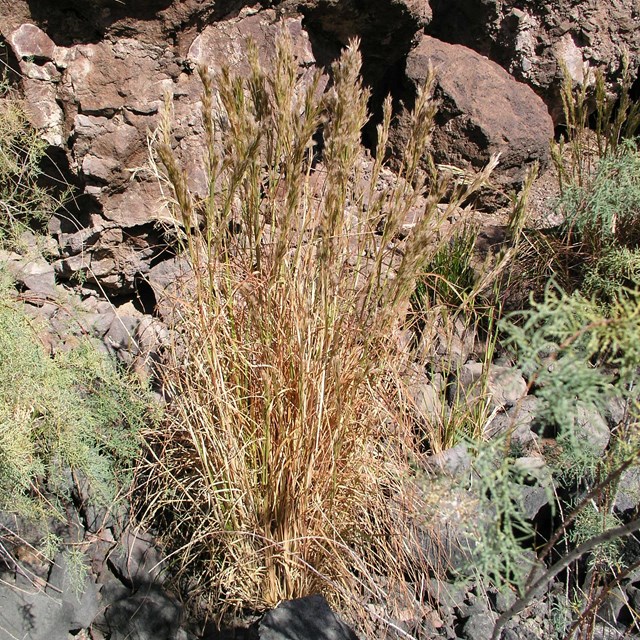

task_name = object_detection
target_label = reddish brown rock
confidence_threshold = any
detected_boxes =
[61,38,179,118]
[187,11,317,77]
[394,35,554,197]
[5,8,323,291]
[427,0,640,122]
[7,22,56,61]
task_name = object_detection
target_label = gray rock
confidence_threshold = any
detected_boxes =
[627,585,640,614]
[426,442,472,477]
[258,595,357,640]
[102,585,183,640]
[403,364,444,421]
[485,396,540,449]
[590,622,628,640]
[428,318,476,371]
[47,550,101,630]
[0,577,73,640]
[615,466,640,512]
[502,618,550,640]
[463,611,497,640]
[145,256,194,323]
[107,529,165,588]
[0,550,100,640]
[72,471,126,534]
[517,485,551,521]
[457,363,527,411]
[494,588,516,615]
[413,477,486,569]
[135,315,170,357]
[598,585,628,627]
[574,402,610,455]
[425,578,469,619]
[1,251,57,296]
[87,310,117,339]
[104,315,140,354]
[605,395,629,428]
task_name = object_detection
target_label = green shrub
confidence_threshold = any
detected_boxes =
[463,438,539,594]
[559,139,640,257]
[501,285,639,465]
[499,284,640,580]
[0,270,152,521]
[570,502,624,571]
[488,285,640,639]
[583,246,640,306]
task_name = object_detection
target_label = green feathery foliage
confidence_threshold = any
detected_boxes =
[500,285,640,569]
[559,139,640,258]
[0,270,152,521]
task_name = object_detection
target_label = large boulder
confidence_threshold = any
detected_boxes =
[427,0,640,122]
[392,35,554,199]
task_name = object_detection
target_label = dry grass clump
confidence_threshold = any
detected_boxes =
[142,34,496,629]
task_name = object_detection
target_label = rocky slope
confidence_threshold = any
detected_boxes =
[1,1,639,639]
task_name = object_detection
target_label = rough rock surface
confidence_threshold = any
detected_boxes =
[257,595,358,640]
[4,11,318,292]
[427,0,640,122]
[394,34,555,196]
[457,362,528,411]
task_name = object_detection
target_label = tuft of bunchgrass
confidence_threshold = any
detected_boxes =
[526,61,640,301]
[142,33,497,629]
[553,57,640,192]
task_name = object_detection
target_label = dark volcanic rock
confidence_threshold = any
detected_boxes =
[257,595,358,640]
[297,0,432,87]
[0,550,100,640]
[101,584,184,640]
[427,0,640,122]
[393,34,554,198]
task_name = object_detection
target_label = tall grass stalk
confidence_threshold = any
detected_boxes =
[552,57,640,192]
[143,34,496,628]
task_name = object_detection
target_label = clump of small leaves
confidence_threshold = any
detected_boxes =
[501,285,639,477]
[570,503,624,571]
[583,246,640,305]
[0,269,153,521]
[559,138,640,258]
